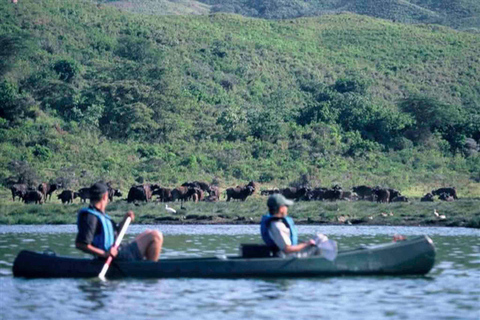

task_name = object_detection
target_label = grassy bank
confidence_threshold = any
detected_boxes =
[1,0,480,194]
[1,197,479,228]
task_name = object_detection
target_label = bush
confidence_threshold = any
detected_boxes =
[53,59,81,82]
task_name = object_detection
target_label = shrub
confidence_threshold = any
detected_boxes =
[53,59,81,82]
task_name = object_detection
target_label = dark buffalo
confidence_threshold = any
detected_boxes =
[317,185,343,201]
[421,193,434,202]
[128,185,149,203]
[23,190,44,204]
[439,193,455,202]
[226,186,255,202]
[57,190,77,204]
[373,188,390,203]
[152,187,173,202]
[391,196,409,202]
[247,181,257,194]
[281,187,310,201]
[10,184,27,201]
[340,191,358,201]
[204,186,220,202]
[308,188,328,201]
[388,189,401,202]
[194,188,204,202]
[78,187,90,203]
[182,181,211,194]
[107,188,122,202]
[260,189,280,196]
[209,186,220,199]
[204,195,219,202]
[352,185,374,200]
[38,183,58,202]
[432,187,458,199]
[171,186,196,203]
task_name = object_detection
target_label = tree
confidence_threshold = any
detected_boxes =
[0,34,30,77]
[399,94,466,151]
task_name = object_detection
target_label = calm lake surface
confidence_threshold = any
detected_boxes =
[0,225,479,320]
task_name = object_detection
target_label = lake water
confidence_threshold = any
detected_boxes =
[0,225,479,320]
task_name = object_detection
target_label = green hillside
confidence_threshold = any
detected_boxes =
[103,0,480,30]
[0,0,479,195]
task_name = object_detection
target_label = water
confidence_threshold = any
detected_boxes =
[0,225,479,320]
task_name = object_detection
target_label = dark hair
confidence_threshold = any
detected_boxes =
[90,182,108,203]
[268,207,279,215]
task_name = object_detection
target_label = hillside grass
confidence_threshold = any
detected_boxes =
[0,0,479,196]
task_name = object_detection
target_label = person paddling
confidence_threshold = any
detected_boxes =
[261,194,330,258]
[75,182,163,261]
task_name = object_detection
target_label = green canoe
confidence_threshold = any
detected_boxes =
[13,235,435,279]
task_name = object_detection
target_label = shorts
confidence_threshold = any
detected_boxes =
[117,241,143,261]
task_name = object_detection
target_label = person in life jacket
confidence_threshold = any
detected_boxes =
[75,182,163,261]
[261,194,323,257]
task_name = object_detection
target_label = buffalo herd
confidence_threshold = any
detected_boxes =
[9,182,122,205]
[260,185,458,203]
[8,179,459,205]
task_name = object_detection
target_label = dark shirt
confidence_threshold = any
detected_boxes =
[76,205,118,246]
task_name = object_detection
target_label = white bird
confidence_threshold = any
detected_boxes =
[165,204,176,214]
[433,209,439,217]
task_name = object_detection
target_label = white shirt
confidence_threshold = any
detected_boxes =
[268,221,292,251]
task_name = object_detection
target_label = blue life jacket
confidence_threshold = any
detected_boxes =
[260,214,298,249]
[77,207,115,251]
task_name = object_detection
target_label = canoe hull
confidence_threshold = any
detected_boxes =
[13,236,435,279]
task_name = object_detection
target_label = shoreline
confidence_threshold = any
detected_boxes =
[1,198,479,228]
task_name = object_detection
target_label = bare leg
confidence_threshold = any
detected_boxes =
[134,230,163,262]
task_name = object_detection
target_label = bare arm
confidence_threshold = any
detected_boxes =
[117,211,135,232]
[76,242,109,258]
[283,240,315,254]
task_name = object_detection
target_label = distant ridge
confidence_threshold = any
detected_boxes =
[102,0,480,30]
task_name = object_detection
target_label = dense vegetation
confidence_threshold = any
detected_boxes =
[102,0,480,30]
[1,0,480,196]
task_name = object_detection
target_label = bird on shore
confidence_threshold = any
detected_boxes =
[433,209,446,220]
[165,204,176,214]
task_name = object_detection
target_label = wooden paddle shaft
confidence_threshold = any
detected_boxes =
[99,216,132,280]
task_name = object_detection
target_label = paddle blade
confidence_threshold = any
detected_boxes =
[319,240,338,261]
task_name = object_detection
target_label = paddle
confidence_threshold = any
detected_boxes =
[316,239,338,261]
[98,216,132,281]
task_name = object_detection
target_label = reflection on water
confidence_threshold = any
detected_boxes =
[0,225,479,320]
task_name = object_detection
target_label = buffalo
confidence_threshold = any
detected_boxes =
[171,186,196,203]
[127,184,159,203]
[182,181,211,194]
[421,193,434,202]
[38,183,58,202]
[23,190,44,204]
[391,195,409,202]
[107,188,122,202]
[57,190,77,204]
[280,187,310,201]
[260,188,280,196]
[340,191,358,201]
[432,187,458,199]
[373,187,390,203]
[204,186,219,202]
[439,193,455,202]
[352,185,374,200]
[77,187,91,203]
[152,187,173,202]
[10,184,27,201]
[226,186,255,201]
[322,186,343,201]
[388,189,401,202]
